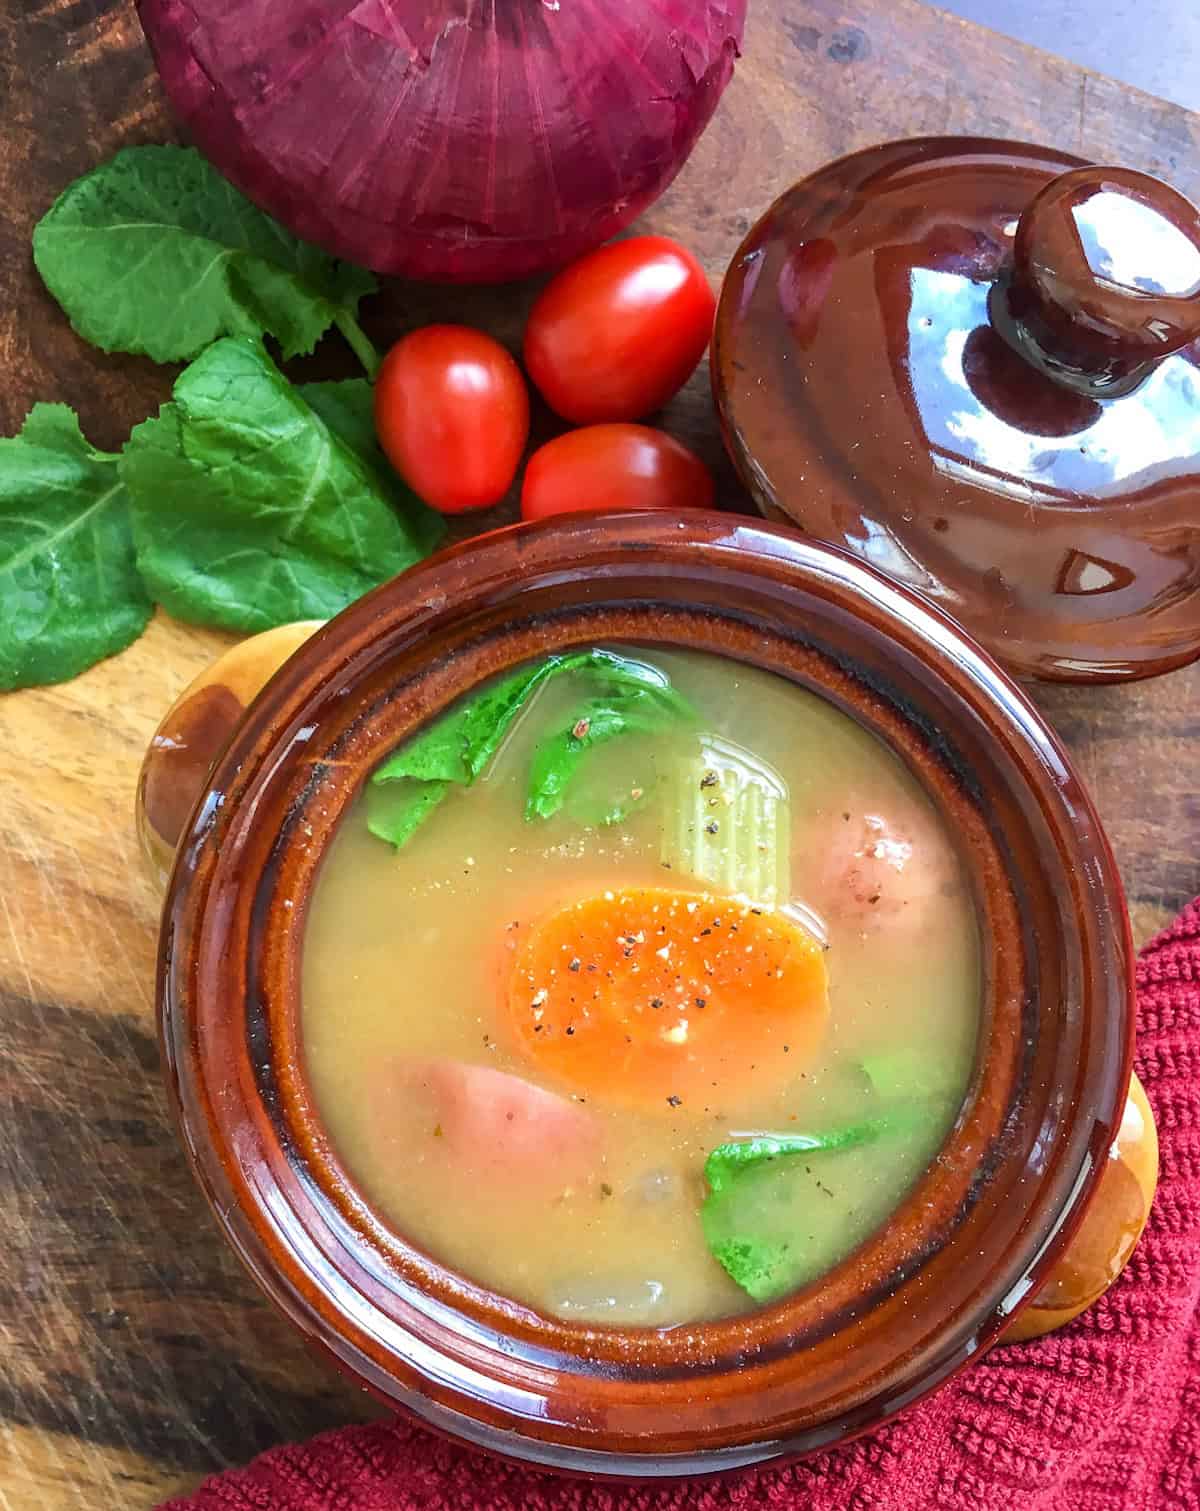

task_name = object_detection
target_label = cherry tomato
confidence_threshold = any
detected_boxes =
[520,425,715,520]
[524,236,716,423]
[374,325,529,512]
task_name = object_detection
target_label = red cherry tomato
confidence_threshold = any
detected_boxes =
[520,425,715,520]
[524,236,716,423]
[374,325,529,512]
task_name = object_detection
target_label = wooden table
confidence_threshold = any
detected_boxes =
[1,1,1197,1505]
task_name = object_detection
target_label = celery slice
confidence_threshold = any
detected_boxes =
[660,736,790,905]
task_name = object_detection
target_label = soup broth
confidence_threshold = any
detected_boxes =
[302,647,979,1325]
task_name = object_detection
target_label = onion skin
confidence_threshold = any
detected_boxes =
[136,0,748,284]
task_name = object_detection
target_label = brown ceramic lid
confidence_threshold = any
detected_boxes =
[713,137,1200,683]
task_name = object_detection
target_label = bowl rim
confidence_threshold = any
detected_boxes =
[158,509,1134,1476]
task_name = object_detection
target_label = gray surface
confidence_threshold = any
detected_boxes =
[934,0,1200,112]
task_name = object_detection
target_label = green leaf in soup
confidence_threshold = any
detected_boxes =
[299,381,444,557]
[370,650,689,849]
[706,1235,798,1303]
[564,774,653,830]
[525,685,691,821]
[32,145,377,363]
[860,1047,963,1103]
[703,1121,897,1199]
[366,779,451,850]
[121,339,435,634]
[0,404,151,691]
[369,660,593,847]
[374,660,560,789]
[701,1105,934,1303]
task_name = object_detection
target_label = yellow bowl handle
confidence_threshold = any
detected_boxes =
[136,622,324,894]
[1004,1070,1158,1342]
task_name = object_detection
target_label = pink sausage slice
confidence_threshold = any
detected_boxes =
[807,803,962,936]
[378,1058,602,1191]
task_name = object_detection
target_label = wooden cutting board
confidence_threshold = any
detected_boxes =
[1,1,1198,1505]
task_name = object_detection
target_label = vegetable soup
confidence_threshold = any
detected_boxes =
[302,647,979,1325]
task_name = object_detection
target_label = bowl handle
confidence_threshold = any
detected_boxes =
[136,622,324,894]
[1002,1070,1158,1342]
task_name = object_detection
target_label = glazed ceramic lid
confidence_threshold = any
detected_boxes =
[713,137,1200,682]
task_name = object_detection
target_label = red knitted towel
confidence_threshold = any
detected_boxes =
[165,901,1200,1511]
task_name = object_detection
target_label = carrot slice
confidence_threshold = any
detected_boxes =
[505,887,828,1109]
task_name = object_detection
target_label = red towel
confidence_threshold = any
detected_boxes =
[164,901,1200,1511]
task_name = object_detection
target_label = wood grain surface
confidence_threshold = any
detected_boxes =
[1,1,1198,1506]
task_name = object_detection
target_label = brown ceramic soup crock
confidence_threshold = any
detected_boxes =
[150,510,1136,1477]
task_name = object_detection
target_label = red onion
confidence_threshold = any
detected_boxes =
[137,0,748,284]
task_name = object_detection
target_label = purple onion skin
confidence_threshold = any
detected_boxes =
[136,0,747,284]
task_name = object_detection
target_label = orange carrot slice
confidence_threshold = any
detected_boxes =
[505,887,828,1109]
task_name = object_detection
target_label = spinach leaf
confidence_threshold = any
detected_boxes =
[121,339,439,634]
[525,684,691,820]
[366,779,451,850]
[860,1048,963,1102]
[0,405,151,691]
[367,661,567,846]
[368,650,689,849]
[299,380,444,556]
[701,1104,932,1303]
[564,778,653,830]
[375,660,565,788]
[33,146,378,366]
[703,1122,897,1198]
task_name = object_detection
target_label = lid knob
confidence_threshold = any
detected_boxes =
[1007,166,1200,388]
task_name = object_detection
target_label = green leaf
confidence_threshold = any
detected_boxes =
[707,1236,798,1302]
[525,685,691,821]
[375,662,558,788]
[701,1105,931,1303]
[121,339,435,633]
[0,404,151,690]
[366,779,451,850]
[860,1048,962,1102]
[561,757,657,829]
[299,382,444,557]
[369,650,689,849]
[703,1121,897,1199]
[33,145,377,363]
